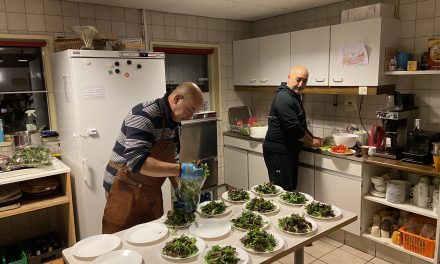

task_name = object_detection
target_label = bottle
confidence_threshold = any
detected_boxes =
[0,119,4,143]
[25,110,37,132]
[388,55,397,71]
[413,118,421,132]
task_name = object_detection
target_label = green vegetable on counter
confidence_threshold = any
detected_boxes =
[245,197,277,213]
[204,245,240,264]
[277,213,313,233]
[201,201,227,215]
[162,235,198,258]
[305,201,336,218]
[279,191,308,205]
[255,182,278,195]
[231,211,266,231]
[164,210,196,228]
[227,189,250,201]
[7,145,52,170]
[240,229,277,253]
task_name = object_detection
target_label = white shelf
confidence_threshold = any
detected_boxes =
[362,233,434,263]
[385,70,440,75]
[363,194,437,219]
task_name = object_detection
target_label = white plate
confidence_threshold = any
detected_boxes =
[278,191,314,206]
[231,212,271,232]
[239,231,284,254]
[221,190,255,203]
[124,222,168,244]
[197,200,232,217]
[251,184,283,196]
[303,203,343,220]
[198,245,249,264]
[92,250,142,264]
[328,149,356,155]
[189,220,231,239]
[243,199,280,215]
[72,234,121,259]
[161,235,206,260]
[275,215,318,235]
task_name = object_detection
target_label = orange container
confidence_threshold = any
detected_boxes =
[399,227,435,258]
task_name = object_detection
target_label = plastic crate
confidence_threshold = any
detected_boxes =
[399,226,435,258]
[22,232,66,264]
[0,243,27,264]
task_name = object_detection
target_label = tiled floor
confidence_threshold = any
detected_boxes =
[274,237,392,264]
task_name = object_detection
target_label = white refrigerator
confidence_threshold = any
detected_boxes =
[51,50,172,239]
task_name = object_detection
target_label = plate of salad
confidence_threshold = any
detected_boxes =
[243,197,279,215]
[251,183,283,196]
[163,210,196,228]
[222,189,255,203]
[230,211,270,232]
[199,245,249,264]
[239,229,284,254]
[303,201,342,220]
[275,213,318,235]
[278,191,313,206]
[161,235,206,260]
[197,200,232,217]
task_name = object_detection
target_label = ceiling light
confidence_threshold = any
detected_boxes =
[18,59,28,62]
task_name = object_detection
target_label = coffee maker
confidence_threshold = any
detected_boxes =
[375,110,418,159]
[402,119,440,164]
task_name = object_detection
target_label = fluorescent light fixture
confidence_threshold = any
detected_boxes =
[18,59,28,62]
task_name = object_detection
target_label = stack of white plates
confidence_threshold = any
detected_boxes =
[250,126,268,139]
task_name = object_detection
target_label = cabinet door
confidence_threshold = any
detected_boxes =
[329,18,381,86]
[259,33,291,86]
[291,27,330,86]
[224,146,249,189]
[248,152,269,188]
[315,169,361,235]
[233,38,259,86]
[297,165,314,197]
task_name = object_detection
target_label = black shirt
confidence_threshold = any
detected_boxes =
[263,85,308,153]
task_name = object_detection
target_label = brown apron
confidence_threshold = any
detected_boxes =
[102,119,177,234]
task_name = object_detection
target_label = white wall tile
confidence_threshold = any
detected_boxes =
[197,16,208,29]
[7,12,26,30]
[315,6,327,20]
[187,15,197,28]
[176,26,187,41]
[151,11,163,25]
[434,17,440,35]
[94,5,110,20]
[78,3,94,18]
[354,0,368,7]
[207,17,216,29]
[152,24,164,40]
[0,12,6,29]
[327,3,341,17]
[125,8,140,23]
[110,6,124,21]
[26,14,45,31]
[5,0,24,13]
[79,17,95,27]
[43,0,61,16]
[399,3,416,21]
[416,0,435,19]
[197,28,207,42]
[398,37,414,53]
[294,11,305,24]
[62,16,78,32]
[414,36,431,54]
[436,0,440,16]
[415,18,434,37]
[95,19,110,33]
[164,13,175,26]
[25,0,43,14]
[340,0,354,11]
[126,22,141,37]
[187,27,197,40]
[175,14,187,27]
[304,9,315,22]
[216,18,226,30]
[61,1,78,17]
[0,0,4,12]
[164,25,175,40]
[111,20,125,37]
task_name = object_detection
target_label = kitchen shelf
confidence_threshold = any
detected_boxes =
[234,85,395,95]
[0,194,69,218]
[361,233,434,263]
[363,194,437,219]
[365,157,440,177]
[385,70,440,75]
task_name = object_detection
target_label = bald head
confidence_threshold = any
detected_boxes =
[169,82,204,122]
[287,66,309,92]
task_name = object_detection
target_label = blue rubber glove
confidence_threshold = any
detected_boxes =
[180,163,204,181]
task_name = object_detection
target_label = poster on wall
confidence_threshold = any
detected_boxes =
[340,42,369,66]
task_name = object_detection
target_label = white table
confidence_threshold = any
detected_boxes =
[63,199,357,264]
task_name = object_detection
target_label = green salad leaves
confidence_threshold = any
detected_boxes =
[231,211,267,231]
[227,189,250,202]
[245,197,277,213]
[279,191,308,205]
[255,182,278,195]
[277,213,313,233]
[162,235,198,258]
[305,201,336,218]
[201,201,227,215]
[204,245,240,264]
[164,210,196,228]
[240,229,277,253]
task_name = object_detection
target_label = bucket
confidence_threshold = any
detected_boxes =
[13,131,31,147]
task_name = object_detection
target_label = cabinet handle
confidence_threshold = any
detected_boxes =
[316,78,325,82]
[333,78,343,83]
[249,79,257,83]
[81,157,88,183]
[260,79,268,83]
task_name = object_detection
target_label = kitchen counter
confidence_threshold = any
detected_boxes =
[223,131,364,162]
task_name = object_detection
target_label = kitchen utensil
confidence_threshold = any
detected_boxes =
[434,154,440,172]
[391,231,402,245]
[417,182,430,207]
[368,126,385,150]
[92,250,142,264]
[407,173,420,186]
[228,106,251,131]
[72,234,121,259]
[124,222,168,244]
[13,131,31,147]
[332,133,358,148]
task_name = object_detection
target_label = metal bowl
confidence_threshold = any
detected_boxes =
[13,131,31,147]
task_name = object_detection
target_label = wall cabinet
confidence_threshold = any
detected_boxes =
[291,26,330,86]
[233,33,290,86]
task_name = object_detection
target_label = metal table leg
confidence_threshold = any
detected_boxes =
[294,248,304,264]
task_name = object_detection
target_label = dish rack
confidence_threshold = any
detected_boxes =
[228,106,251,132]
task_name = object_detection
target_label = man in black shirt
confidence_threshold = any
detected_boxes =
[263,66,322,191]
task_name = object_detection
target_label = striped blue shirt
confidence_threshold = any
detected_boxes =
[103,93,180,192]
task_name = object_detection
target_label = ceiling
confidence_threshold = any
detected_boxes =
[71,0,343,21]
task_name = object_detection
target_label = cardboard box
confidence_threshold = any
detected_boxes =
[341,3,395,23]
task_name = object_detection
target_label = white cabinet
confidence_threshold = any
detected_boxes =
[248,152,269,188]
[329,17,399,86]
[233,33,290,86]
[233,38,259,86]
[291,26,330,86]
[224,146,249,190]
[298,165,315,197]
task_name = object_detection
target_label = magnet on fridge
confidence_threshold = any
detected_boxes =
[108,70,113,75]
[125,72,130,77]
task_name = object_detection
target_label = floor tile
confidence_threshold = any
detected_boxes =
[340,245,374,261]
[320,248,368,264]
[375,244,411,264]
[278,252,316,264]
[310,260,327,264]
[368,257,392,264]
[320,237,343,247]
[304,239,337,258]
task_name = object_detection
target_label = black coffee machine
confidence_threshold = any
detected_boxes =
[402,119,440,164]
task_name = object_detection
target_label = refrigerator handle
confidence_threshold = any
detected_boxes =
[81,157,88,183]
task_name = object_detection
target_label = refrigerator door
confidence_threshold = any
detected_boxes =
[70,57,166,237]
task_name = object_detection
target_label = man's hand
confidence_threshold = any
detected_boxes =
[180,163,204,180]
[312,137,323,148]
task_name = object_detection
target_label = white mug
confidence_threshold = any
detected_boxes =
[417,182,430,208]
[433,189,439,213]
[410,184,420,205]
[368,146,377,156]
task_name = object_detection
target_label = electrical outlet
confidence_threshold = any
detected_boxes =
[344,95,357,112]
[359,86,368,95]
